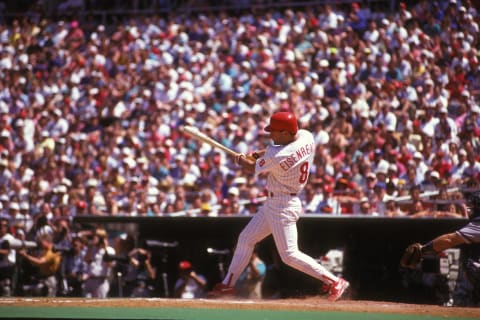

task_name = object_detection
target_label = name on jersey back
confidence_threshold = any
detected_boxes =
[279,142,314,171]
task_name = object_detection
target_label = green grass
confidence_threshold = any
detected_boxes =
[0,306,477,320]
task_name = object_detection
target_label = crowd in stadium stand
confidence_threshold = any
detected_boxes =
[0,0,480,297]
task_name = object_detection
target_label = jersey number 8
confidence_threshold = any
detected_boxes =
[299,162,309,183]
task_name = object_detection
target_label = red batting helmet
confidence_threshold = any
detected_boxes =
[265,112,298,134]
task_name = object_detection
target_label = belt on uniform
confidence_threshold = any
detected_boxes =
[268,192,297,197]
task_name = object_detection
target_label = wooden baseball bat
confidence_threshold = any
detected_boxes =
[180,125,240,157]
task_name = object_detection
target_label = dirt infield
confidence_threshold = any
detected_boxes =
[1,297,479,319]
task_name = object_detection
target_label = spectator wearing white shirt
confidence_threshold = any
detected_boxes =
[83,228,116,298]
[412,151,428,182]
[302,185,323,214]
[420,106,439,138]
[433,106,457,142]
[451,149,469,182]
[0,217,16,296]
[320,4,339,30]
[373,102,397,132]
[364,20,380,43]
[47,109,69,138]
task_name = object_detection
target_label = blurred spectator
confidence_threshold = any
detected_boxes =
[240,198,262,215]
[61,236,87,297]
[235,249,266,299]
[19,234,61,297]
[403,185,432,217]
[127,247,156,297]
[0,217,16,296]
[174,260,207,299]
[316,184,341,215]
[385,199,406,217]
[356,197,373,216]
[301,185,322,214]
[82,228,116,298]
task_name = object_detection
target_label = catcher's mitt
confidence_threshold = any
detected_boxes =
[400,243,423,269]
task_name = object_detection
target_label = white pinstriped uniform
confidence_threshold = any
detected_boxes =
[222,129,339,287]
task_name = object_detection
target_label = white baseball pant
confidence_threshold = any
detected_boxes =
[222,197,339,286]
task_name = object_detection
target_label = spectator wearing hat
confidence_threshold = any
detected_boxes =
[334,171,356,197]
[220,187,241,215]
[361,171,377,197]
[7,202,20,221]
[422,170,442,193]
[85,179,105,216]
[208,153,230,181]
[75,201,88,216]
[371,182,388,216]
[347,2,368,32]
[396,1,413,21]
[14,202,33,234]
[65,20,85,50]
[0,130,13,155]
[451,149,469,182]
[35,130,55,157]
[235,176,253,200]
[412,151,428,182]
[240,197,262,216]
[82,228,116,298]
[174,260,207,299]
[386,163,400,186]
[356,197,373,215]
[375,164,389,185]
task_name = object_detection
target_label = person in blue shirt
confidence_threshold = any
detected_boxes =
[235,249,266,299]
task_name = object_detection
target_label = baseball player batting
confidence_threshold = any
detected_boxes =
[209,111,350,301]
